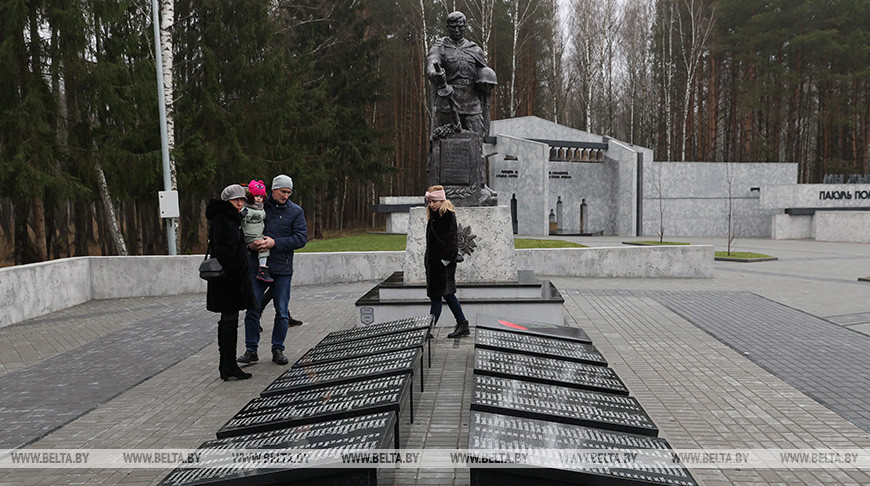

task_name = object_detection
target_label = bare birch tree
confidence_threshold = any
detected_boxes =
[508,0,540,117]
[676,0,714,162]
[620,0,654,145]
[96,162,129,255]
[540,0,571,124]
[460,0,496,56]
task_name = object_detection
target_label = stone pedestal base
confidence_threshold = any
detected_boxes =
[403,206,517,285]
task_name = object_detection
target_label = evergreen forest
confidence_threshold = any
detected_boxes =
[0,0,867,264]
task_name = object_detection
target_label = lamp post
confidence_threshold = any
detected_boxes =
[150,0,178,255]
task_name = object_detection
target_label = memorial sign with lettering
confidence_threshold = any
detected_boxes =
[318,315,433,347]
[471,375,658,437]
[475,328,607,366]
[473,348,628,395]
[294,329,428,368]
[468,411,697,486]
[261,348,421,397]
[159,412,395,486]
[440,137,474,185]
[217,375,411,445]
[475,313,592,343]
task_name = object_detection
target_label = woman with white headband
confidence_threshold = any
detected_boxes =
[424,185,469,338]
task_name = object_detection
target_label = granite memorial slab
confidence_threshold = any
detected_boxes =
[471,375,658,437]
[468,411,697,486]
[159,412,395,486]
[294,329,429,368]
[475,328,607,366]
[317,314,434,346]
[475,313,592,344]
[261,348,422,398]
[217,375,412,448]
[473,348,628,396]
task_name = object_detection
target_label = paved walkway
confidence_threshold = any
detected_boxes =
[1,237,870,485]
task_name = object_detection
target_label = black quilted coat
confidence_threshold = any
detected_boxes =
[205,199,257,313]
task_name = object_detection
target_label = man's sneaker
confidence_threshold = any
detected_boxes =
[272,349,289,365]
[289,316,303,327]
[256,266,274,283]
[237,349,258,364]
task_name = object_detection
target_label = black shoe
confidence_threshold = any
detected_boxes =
[237,349,258,364]
[447,320,470,338]
[220,367,252,381]
[289,315,303,327]
[272,349,289,365]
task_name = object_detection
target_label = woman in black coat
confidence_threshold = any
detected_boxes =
[424,185,469,338]
[206,184,258,380]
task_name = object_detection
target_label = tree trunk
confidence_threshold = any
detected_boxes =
[95,161,128,256]
[32,197,49,262]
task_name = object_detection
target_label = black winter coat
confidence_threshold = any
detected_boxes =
[425,208,459,298]
[205,199,257,313]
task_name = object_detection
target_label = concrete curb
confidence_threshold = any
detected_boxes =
[1,245,713,328]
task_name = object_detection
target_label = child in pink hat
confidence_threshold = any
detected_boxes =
[242,180,273,282]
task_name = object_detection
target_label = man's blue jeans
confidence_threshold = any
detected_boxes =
[244,269,292,352]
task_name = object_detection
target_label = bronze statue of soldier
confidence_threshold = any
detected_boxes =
[426,11,498,206]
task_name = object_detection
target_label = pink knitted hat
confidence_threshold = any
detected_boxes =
[247,180,266,197]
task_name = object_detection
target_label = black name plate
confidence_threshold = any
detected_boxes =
[318,315,433,346]
[474,348,628,396]
[217,374,410,439]
[262,348,421,397]
[159,412,395,486]
[475,328,607,366]
[295,329,428,367]
[471,375,658,437]
[476,314,592,344]
[468,411,697,486]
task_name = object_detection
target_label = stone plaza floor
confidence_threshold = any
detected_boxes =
[1,237,870,485]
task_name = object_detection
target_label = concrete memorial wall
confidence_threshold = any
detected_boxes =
[642,161,796,238]
[762,183,870,243]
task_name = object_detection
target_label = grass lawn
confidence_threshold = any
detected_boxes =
[714,251,773,259]
[632,240,690,245]
[297,233,585,252]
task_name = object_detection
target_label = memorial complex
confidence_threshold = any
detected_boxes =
[2,8,870,486]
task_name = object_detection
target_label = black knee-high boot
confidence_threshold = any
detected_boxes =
[218,319,252,381]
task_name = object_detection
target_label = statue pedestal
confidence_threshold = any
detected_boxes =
[356,206,563,326]
[403,206,517,285]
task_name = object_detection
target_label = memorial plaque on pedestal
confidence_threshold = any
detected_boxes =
[468,411,697,486]
[474,348,628,396]
[471,375,657,437]
[262,348,421,397]
[475,328,607,366]
[429,131,484,207]
[476,313,592,344]
[159,412,395,486]
[318,315,433,346]
[294,329,428,368]
[217,375,412,446]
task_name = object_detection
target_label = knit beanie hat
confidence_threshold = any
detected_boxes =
[272,174,293,191]
[220,184,246,201]
[247,179,266,197]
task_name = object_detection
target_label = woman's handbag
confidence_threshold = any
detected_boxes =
[199,239,224,280]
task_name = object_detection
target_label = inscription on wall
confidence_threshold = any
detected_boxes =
[548,170,572,179]
[819,190,870,200]
[497,169,518,179]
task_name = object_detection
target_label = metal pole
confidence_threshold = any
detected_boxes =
[150,0,177,255]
